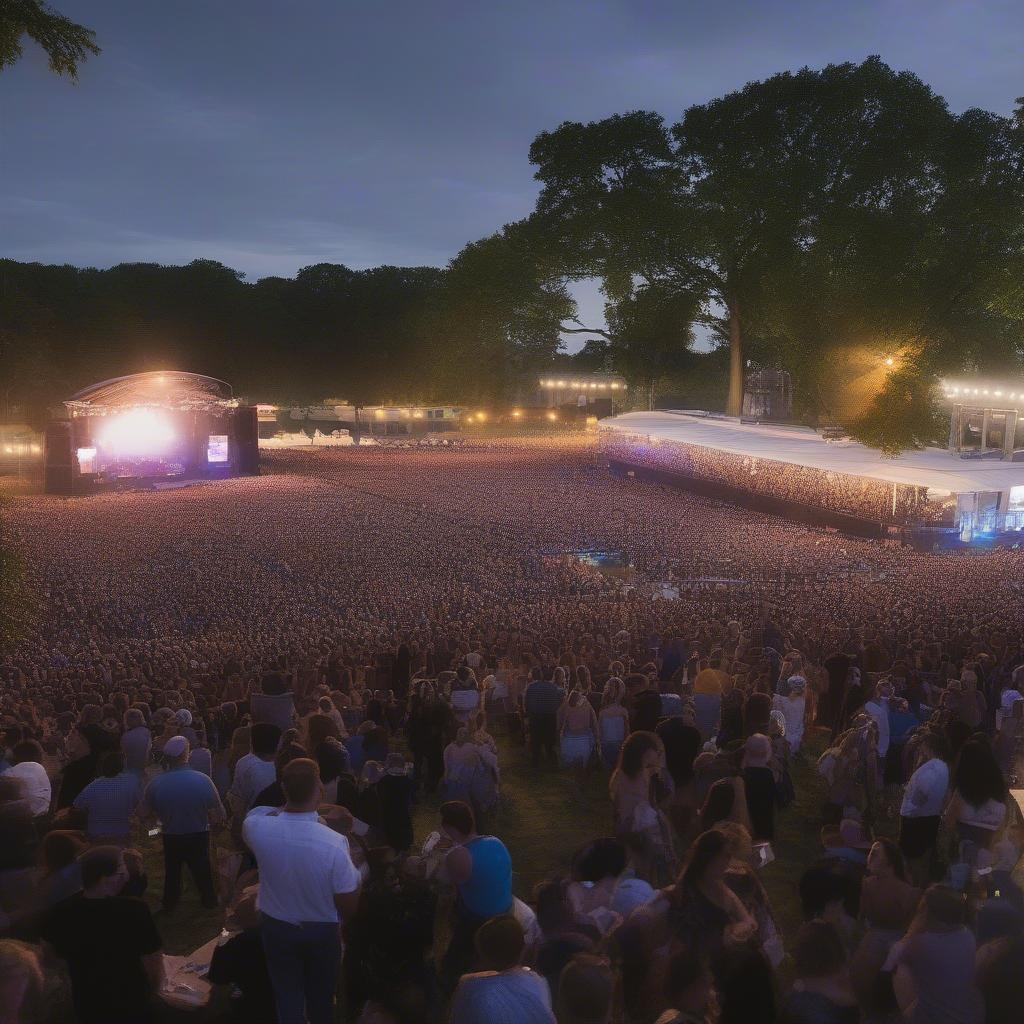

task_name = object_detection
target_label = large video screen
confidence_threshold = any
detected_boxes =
[207,435,229,463]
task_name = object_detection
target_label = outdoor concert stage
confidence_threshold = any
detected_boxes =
[43,372,259,495]
[599,412,1024,545]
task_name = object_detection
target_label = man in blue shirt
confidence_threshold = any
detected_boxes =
[439,800,512,993]
[140,735,225,911]
[524,671,564,770]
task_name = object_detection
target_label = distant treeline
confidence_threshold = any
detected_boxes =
[0,247,572,423]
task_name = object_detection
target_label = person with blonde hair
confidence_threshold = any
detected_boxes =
[558,686,599,771]
[598,677,629,769]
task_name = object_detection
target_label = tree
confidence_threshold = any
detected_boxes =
[568,338,612,372]
[530,57,1024,448]
[440,222,574,403]
[530,113,699,335]
[847,368,947,456]
[604,284,699,410]
[0,0,99,79]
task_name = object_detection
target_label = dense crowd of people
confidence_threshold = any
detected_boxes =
[1,434,1023,1023]
[600,431,951,524]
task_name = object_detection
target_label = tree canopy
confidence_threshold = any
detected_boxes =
[0,0,99,79]
[529,57,1024,449]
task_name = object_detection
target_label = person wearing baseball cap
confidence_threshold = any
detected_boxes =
[139,734,225,911]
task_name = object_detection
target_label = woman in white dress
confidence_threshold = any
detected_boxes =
[598,677,630,770]
[559,687,599,770]
[443,727,483,805]
[450,667,481,726]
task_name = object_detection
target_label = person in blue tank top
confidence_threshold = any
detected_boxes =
[439,800,513,992]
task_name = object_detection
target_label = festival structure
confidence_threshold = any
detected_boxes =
[600,409,1024,545]
[43,371,259,495]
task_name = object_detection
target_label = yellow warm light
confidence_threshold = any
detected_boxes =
[511,410,522,418]
[557,380,566,387]
[547,411,558,421]
[412,410,424,419]
[477,412,487,422]
[884,357,895,367]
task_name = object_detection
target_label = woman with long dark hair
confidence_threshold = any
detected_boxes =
[943,734,1007,849]
[851,837,921,1014]
[700,776,752,835]
[668,829,757,956]
[610,731,676,884]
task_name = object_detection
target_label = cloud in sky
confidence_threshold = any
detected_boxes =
[2,0,1023,343]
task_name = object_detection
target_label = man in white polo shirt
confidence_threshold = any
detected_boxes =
[899,731,950,882]
[243,758,359,1024]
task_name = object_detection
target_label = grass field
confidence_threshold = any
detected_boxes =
[140,729,830,958]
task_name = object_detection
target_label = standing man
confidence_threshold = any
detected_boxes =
[229,722,281,819]
[140,735,225,911]
[244,758,360,1024]
[73,750,141,845]
[899,732,950,885]
[524,670,564,770]
[41,846,164,1024]
[2,739,52,821]
[120,708,152,777]
[439,799,513,991]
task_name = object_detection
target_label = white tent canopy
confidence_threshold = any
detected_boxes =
[600,412,1024,495]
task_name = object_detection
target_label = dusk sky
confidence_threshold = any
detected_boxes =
[3,0,1024,341]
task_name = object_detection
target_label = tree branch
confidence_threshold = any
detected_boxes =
[560,323,614,340]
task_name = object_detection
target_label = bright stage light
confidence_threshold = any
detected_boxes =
[96,408,175,457]
[884,356,895,367]
[77,447,97,473]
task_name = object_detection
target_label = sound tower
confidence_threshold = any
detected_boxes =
[233,406,260,475]
[43,421,74,495]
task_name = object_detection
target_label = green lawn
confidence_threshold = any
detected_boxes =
[141,730,830,958]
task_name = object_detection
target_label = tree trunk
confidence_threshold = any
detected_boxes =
[726,298,744,417]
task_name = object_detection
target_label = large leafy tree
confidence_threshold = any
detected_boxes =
[0,0,99,78]
[440,222,574,403]
[529,58,1024,446]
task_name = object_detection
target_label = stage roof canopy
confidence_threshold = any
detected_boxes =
[600,411,1024,494]
[66,371,236,411]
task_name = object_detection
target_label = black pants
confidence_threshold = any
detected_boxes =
[162,831,216,909]
[899,814,940,860]
[440,905,488,995]
[529,714,558,768]
[412,745,444,794]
